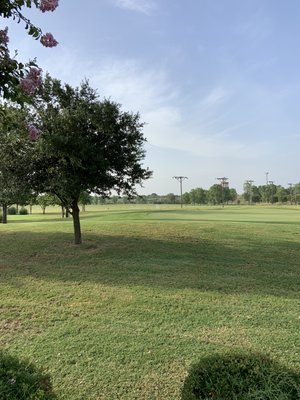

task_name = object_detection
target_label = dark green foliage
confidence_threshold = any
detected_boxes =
[0,106,35,221]
[181,353,300,400]
[19,207,28,215]
[31,76,151,243]
[7,206,17,215]
[0,350,56,400]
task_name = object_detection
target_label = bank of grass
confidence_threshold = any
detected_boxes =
[1,205,300,399]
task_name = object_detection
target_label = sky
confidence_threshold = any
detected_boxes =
[4,0,300,195]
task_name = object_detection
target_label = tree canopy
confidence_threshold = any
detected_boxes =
[0,105,34,222]
[29,76,152,243]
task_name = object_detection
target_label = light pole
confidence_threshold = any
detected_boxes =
[265,172,269,185]
[173,176,188,208]
[217,177,229,207]
[246,180,254,205]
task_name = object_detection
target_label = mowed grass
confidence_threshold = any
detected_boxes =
[1,205,300,399]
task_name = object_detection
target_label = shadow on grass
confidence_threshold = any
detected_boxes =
[0,350,56,399]
[181,352,300,399]
[1,229,300,298]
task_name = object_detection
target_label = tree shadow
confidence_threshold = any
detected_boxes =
[181,352,300,399]
[0,350,56,399]
[1,230,300,298]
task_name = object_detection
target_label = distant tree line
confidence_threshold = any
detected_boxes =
[242,182,300,205]
[90,182,300,206]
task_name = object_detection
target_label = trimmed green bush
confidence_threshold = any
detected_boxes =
[8,207,17,215]
[181,352,300,400]
[19,208,28,215]
[0,351,56,400]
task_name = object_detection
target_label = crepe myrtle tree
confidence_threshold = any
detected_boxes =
[0,0,58,102]
[31,76,152,244]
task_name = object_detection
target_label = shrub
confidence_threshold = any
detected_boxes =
[8,207,17,215]
[19,208,28,215]
[181,352,300,400]
[0,351,56,399]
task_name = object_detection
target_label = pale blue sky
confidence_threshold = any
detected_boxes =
[4,0,300,194]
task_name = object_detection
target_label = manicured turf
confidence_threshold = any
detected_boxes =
[1,205,300,399]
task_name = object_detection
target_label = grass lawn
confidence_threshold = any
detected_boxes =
[1,205,300,399]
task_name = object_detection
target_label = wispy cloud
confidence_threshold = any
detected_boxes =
[115,0,156,15]
[200,87,227,108]
[86,58,269,160]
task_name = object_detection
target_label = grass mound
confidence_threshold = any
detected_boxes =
[181,352,300,400]
[0,351,56,400]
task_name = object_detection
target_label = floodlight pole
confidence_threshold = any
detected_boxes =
[246,180,254,205]
[265,172,269,185]
[217,177,229,207]
[173,176,188,208]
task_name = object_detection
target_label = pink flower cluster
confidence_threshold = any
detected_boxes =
[40,32,58,47]
[20,67,42,96]
[0,27,9,46]
[39,0,59,12]
[28,125,40,141]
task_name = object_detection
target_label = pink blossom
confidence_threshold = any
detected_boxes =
[40,33,58,47]
[39,0,59,12]
[0,27,9,46]
[28,125,40,141]
[20,68,42,96]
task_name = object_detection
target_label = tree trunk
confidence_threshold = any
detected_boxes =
[16,204,19,214]
[2,205,7,224]
[72,203,82,245]
[42,206,46,214]
[66,208,69,218]
[61,206,65,218]
[30,204,32,214]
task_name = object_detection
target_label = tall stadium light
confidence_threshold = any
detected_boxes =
[265,172,269,185]
[246,180,254,205]
[217,177,229,207]
[173,176,188,208]
[288,183,293,205]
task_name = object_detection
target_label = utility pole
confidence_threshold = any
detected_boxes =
[217,177,229,207]
[245,180,254,205]
[265,172,269,185]
[173,176,188,208]
[288,183,293,205]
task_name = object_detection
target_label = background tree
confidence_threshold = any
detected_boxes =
[31,76,152,244]
[79,191,92,212]
[37,193,56,214]
[0,106,34,222]
[275,185,288,204]
[228,188,237,203]
[183,192,190,204]
[190,187,207,205]
[165,193,176,204]
[258,185,271,203]
[207,184,222,205]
